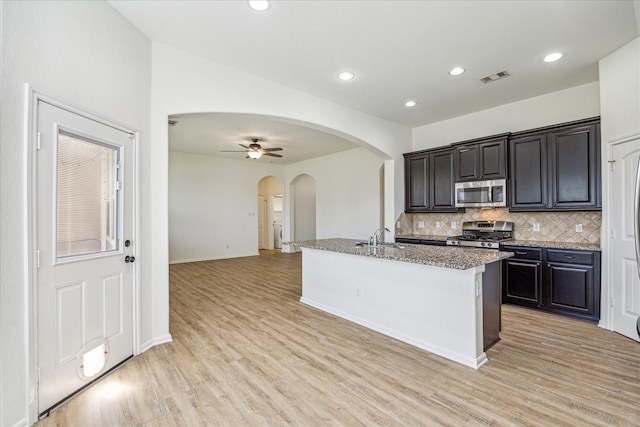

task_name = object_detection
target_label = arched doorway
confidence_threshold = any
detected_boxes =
[290,174,316,243]
[258,176,284,250]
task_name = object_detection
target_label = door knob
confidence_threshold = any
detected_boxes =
[125,255,136,263]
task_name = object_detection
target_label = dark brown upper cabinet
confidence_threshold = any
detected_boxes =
[453,134,508,182]
[404,148,460,213]
[509,118,601,211]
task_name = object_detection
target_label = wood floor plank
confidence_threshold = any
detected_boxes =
[37,250,640,426]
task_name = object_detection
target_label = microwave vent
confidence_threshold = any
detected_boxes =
[480,71,510,84]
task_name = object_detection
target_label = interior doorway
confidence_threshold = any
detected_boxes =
[258,176,284,250]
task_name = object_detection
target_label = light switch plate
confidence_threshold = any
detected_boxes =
[451,221,457,229]
[576,224,583,232]
[533,223,540,232]
[418,220,425,228]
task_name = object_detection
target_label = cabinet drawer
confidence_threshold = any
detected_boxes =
[501,246,542,261]
[547,249,594,265]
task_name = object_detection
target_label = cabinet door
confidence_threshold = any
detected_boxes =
[509,133,548,210]
[404,155,429,212]
[502,259,542,308]
[548,123,600,209]
[479,139,507,180]
[546,262,598,320]
[455,145,479,182]
[430,149,457,211]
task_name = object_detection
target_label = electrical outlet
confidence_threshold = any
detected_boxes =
[576,224,583,232]
[436,221,442,228]
[533,223,540,232]
[451,221,457,229]
[396,221,400,229]
[418,220,425,228]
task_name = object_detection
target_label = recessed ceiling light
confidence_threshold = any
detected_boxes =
[544,52,563,63]
[404,100,417,107]
[248,1,270,11]
[449,67,465,76]
[337,71,355,81]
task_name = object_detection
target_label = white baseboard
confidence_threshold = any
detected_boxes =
[169,252,259,264]
[140,334,173,353]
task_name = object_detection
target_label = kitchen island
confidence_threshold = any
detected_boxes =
[290,238,513,369]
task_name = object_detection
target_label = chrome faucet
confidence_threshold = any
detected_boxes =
[369,227,391,246]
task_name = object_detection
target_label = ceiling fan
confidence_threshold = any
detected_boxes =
[221,137,283,159]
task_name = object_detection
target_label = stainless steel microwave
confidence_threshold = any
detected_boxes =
[454,179,507,208]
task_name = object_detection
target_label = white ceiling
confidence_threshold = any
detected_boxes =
[110,0,639,163]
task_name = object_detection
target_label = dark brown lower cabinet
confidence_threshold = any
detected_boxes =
[546,249,600,321]
[502,246,600,322]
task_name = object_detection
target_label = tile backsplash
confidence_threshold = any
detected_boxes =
[396,209,601,244]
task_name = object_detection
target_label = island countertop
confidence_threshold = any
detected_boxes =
[289,238,513,270]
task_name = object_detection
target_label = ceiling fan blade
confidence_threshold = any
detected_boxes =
[264,153,283,158]
[238,143,250,149]
[262,147,283,152]
[220,150,249,152]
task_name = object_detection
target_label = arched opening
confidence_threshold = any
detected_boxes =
[290,174,316,245]
[257,176,284,251]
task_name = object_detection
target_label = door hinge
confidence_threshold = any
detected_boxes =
[610,296,615,307]
[36,132,41,150]
[608,160,616,171]
[116,161,121,169]
[36,250,40,269]
[116,181,121,191]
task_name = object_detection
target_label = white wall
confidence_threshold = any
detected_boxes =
[598,37,640,328]
[0,2,151,425]
[412,82,601,150]
[169,151,284,262]
[292,174,317,241]
[285,148,385,240]
[169,147,384,261]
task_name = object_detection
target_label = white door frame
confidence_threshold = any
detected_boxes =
[25,86,141,423]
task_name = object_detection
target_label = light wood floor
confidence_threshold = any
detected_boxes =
[38,251,639,426]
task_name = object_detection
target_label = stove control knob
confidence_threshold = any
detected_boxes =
[481,242,486,247]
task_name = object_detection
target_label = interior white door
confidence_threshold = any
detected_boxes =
[36,101,135,414]
[611,139,640,342]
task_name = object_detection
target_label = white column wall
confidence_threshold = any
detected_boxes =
[598,37,640,328]
[0,2,151,425]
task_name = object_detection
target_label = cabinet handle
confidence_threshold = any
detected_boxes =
[515,251,528,255]
[563,255,575,259]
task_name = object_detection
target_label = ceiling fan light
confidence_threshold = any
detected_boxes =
[248,150,262,159]
[248,1,270,11]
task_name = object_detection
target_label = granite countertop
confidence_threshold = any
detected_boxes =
[395,234,449,241]
[289,238,513,270]
[395,235,601,251]
[503,239,601,251]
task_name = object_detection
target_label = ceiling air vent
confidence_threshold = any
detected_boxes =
[480,71,510,84]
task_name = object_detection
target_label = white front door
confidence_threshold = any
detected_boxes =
[611,139,640,342]
[36,101,135,414]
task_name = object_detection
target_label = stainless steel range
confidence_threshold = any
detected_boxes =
[446,221,514,249]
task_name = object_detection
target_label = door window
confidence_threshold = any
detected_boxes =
[56,130,120,259]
